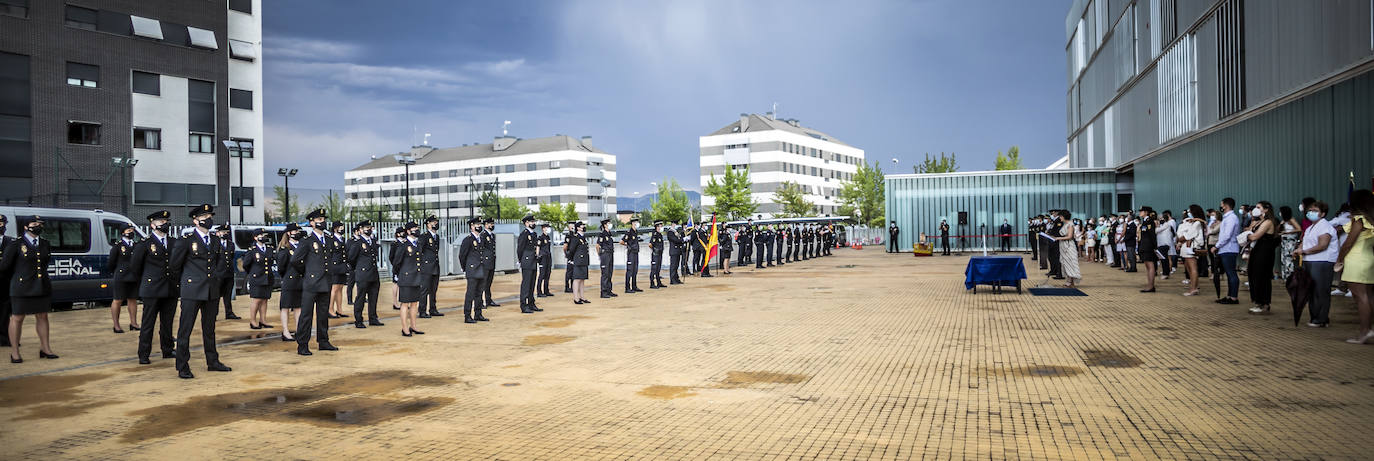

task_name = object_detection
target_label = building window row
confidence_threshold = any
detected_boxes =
[0,0,28,19]
[64,5,223,52]
[779,141,860,165]
[780,162,852,181]
[349,161,590,186]
[351,176,577,189]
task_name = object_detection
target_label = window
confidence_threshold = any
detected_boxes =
[229,39,256,61]
[67,121,100,145]
[134,182,215,205]
[229,0,252,14]
[230,137,253,157]
[66,62,98,88]
[463,168,472,175]
[102,219,132,247]
[22,217,90,253]
[187,26,218,49]
[381,176,389,183]
[130,15,162,40]
[447,185,458,193]
[526,197,538,205]
[550,178,560,187]
[366,191,375,199]
[133,127,160,150]
[429,171,438,179]
[482,166,493,175]
[0,0,29,19]
[504,164,515,173]
[505,181,514,190]
[549,160,561,169]
[550,195,560,203]
[810,167,817,176]
[64,5,97,29]
[132,71,160,95]
[230,89,252,110]
[527,180,536,188]
[67,179,101,203]
[526,162,536,171]
[447,169,457,178]
[188,79,214,133]
[231,186,254,206]
[429,186,439,194]
[189,133,214,153]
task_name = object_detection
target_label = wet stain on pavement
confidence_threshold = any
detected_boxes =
[639,385,696,399]
[1013,365,1084,378]
[522,335,576,346]
[120,370,459,443]
[1083,349,1143,368]
[716,371,810,388]
[501,382,521,387]
[15,400,124,421]
[0,373,112,408]
[534,315,593,328]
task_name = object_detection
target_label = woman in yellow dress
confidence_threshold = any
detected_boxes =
[1337,190,1374,344]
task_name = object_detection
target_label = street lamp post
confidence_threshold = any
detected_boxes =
[224,140,254,223]
[110,156,139,216]
[277,168,297,222]
[396,155,416,221]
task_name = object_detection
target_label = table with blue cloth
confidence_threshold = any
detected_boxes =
[964,256,1027,294]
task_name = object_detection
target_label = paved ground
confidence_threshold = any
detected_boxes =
[2,249,1373,460]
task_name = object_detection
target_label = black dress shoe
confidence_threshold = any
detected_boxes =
[260,323,274,329]
[318,343,339,351]
[280,335,294,342]
[429,311,444,317]
[369,320,385,326]
[163,352,176,359]
[225,313,242,320]
[207,363,232,372]
[402,330,412,337]
[564,289,573,293]
[418,313,431,319]
[113,327,124,334]
[601,294,613,298]
[574,300,585,305]
[521,307,533,314]
[393,305,401,310]
[128,324,141,331]
[297,349,313,356]
[464,318,477,323]
[39,351,58,359]
[250,324,262,330]
[410,329,425,335]
[138,357,151,365]
[530,306,543,312]
[580,299,591,304]
[10,355,21,364]
[608,293,618,297]
[178,370,195,379]
[475,316,489,322]
[354,322,367,329]
[486,302,501,307]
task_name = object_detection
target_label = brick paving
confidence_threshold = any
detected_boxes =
[1,249,1373,459]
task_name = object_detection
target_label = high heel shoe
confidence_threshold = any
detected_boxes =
[402,329,413,337]
[574,299,584,305]
[39,350,58,359]
[1345,331,1374,344]
[113,327,125,334]
[250,324,262,330]
[9,354,20,364]
[128,324,140,331]
[409,329,425,335]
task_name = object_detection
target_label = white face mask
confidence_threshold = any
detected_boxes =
[1251,208,1263,218]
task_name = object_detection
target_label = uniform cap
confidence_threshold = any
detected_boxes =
[214,224,231,232]
[306,208,327,220]
[539,222,550,228]
[467,217,482,225]
[284,223,302,232]
[252,227,268,236]
[189,204,214,218]
[425,215,439,223]
[521,215,535,223]
[483,217,495,224]
[653,220,663,226]
[405,221,420,229]
[146,210,171,221]
[331,221,344,229]
[355,220,372,229]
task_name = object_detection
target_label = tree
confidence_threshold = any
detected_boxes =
[703,167,758,221]
[913,152,959,174]
[646,179,689,224]
[309,190,349,223]
[995,145,1024,170]
[349,198,388,223]
[534,202,578,227]
[476,190,531,220]
[771,181,815,218]
[837,160,886,227]
[270,185,300,223]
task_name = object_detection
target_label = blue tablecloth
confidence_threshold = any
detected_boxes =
[964,256,1028,290]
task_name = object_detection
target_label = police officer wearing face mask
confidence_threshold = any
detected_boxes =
[598,219,617,298]
[620,218,642,292]
[649,221,665,288]
[458,218,489,323]
[418,216,444,317]
[168,204,231,378]
[130,210,176,364]
[537,223,554,297]
[481,217,499,307]
[737,220,753,266]
[3,216,56,363]
[327,221,350,319]
[241,228,275,330]
[291,208,339,357]
[211,224,239,321]
[347,221,383,328]
[516,215,540,314]
[106,223,141,334]
[666,221,684,284]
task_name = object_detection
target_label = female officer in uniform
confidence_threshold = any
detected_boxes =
[393,222,424,336]
[4,216,57,363]
[276,223,304,341]
[570,221,591,304]
[242,228,275,330]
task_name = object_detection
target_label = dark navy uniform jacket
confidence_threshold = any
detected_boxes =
[106,238,140,284]
[649,231,664,255]
[568,233,590,266]
[391,238,423,287]
[536,233,552,266]
[419,231,441,275]
[170,229,220,301]
[666,229,683,256]
[291,231,334,293]
[481,230,496,270]
[243,244,275,287]
[212,236,235,280]
[517,228,538,270]
[0,236,51,298]
[458,233,488,279]
[597,232,616,256]
[327,234,350,278]
[131,234,177,299]
[346,236,380,284]
[276,243,302,291]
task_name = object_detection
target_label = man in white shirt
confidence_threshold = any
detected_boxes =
[1294,201,1338,327]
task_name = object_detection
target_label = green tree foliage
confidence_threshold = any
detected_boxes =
[349,198,389,223]
[994,145,1023,170]
[703,167,758,221]
[308,190,349,223]
[837,160,886,227]
[535,202,580,226]
[476,190,531,220]
[771,181,815,218]
[270,185,300,223]
[646,179,690,224]
[913,152,959,174]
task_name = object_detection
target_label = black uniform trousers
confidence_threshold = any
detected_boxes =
[738,244,749,266]
[520,267,537,308]
[1039,238,1050,269]
[421,273,440,313]
[175,298,220,372]
[889,238,898,253]
[1000,236,1011,252]
[353,280,380,323]
[765,241,774,265]
[1030,233,1039,260]
[1048,240,1063,277]
[755,243,766,268]
[211,277,235,317]
[650,252,663,286]
[482,269,496,304]
[669,252,683,283]
[941,235,950,255]
[624,251,639,290]
[564,263,574,292]
[537,262,552,295]
[296,290,332,350]
[599,252,614,295]
[464,277,485,319]
[137,296,177,359]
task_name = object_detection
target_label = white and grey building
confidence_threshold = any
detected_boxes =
[0,0,266,222]
[344,134,617,221]
[700,113,865,218]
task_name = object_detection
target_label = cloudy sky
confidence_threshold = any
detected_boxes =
[263,0,1071,195]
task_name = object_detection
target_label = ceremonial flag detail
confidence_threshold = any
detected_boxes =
[701,215,719,273]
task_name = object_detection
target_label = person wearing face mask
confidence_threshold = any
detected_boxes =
[1027,217,1040,262]
[597,219,617,298]
[276,224,304,341]
[241,228,275,330]
[1293,201,1336,327]
[211,224,240,322]
[1278,206,1302,280]
[394,221,427,332]
[1136,207,1159,292]
[291,208,339,356]
[563,222,576,293]
[3,216,57,364]
[457,218,488,323]
[1157,211,1177,279]
[516,215,541,314]
[751,223,768,270]
[737,220,753,266]
[168,204,231,378]
[389,227,406,311]
[619,218,643,291]
[130,210,177,362]
[0,215,12,347]
[418,216,444,318]
[537,222,554,297]
[1211,198,1243,304]
[325,221,351,320]
[1242,202,1279,314]
[346,221,383,329]
[569,221,591,303]
[668,221,686,282]
[105,223,141,334]
[649,221,665,288]
[480,218,499,308]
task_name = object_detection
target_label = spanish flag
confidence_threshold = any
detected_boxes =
[701,215,719,273]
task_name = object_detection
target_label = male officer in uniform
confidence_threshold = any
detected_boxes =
[418,216,444,317]
[648,221,665,288]
[131,210,177,364]
[459,218,489,323]
[210,224,239,321]
[597,219,617,298]
[620,217,642,292]
[774,224,786,266]
[681,223,695,278]
[1029,216,1041,262]
[516,215,540,314]
[754,224,769,268]
[666,221,684,285]
[563,222,576,293]
[737,221,752,267]
[696,223,712,277]
[347,220,383,328]
[481,217,499,307]
[536,223,554,297]
[718,223,732,274]
[169,204,231,379]
[998,219,1014,252]
[1047,211,1065,278]
[292,208,339,356]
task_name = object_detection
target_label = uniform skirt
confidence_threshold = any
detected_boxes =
[113,281,139,299]
[331,273,347,285]
[572,264,589,280]
[720,249,732,259]
[279,289,301,310]
[398,285,422,303]
[1137,246,1159,262]
[249,283,273,300]
[12,296,52,315]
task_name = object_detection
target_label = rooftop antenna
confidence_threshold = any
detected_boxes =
[423,132,431,146]
[771,102,777,120]
[503,120,512,136]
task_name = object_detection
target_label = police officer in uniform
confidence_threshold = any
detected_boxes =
[169,204,231,378]
[666,221,684,285]
[516,215,540,314]
[130,211,176,364]
[648,221,665,288]
[774,225,786,266]
[536,223,554,297]
[211,224,239,321]
[277,224,304,341]
[597,219,616,298]
[3,216,57,363]
[292,208,339,356]
[392,222,425,335]
[241,228,275,330]
[327,221,350,319]
[696,224,712,277]
[563,222,576,293]
[737,221,752,267]
[718,224,732,274]
[106,223,140,334]
[620,218,642,292]
[568,221,591,303]
[481,217,499,307]
[458,218,490,323]
[682,224,695,278]
[418,216,444,317]
[755,225,771,268]
[347,221,384,328]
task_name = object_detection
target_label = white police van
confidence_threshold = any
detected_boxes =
[0,206,142,309]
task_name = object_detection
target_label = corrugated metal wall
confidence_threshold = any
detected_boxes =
[1135,70,1374,211]
[884,171,1116,250]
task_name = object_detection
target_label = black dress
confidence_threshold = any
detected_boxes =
[1248,232,1280,305]
[2,237,52,314]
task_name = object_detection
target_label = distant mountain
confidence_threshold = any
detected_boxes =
[619,191,701,212]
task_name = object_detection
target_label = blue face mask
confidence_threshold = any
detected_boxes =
[1306,211,1320,222]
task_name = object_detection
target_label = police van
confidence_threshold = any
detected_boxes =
[0,206,142,309]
